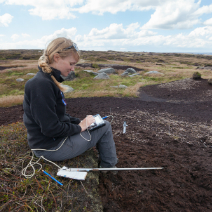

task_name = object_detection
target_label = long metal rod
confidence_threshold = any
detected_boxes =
[68,167,163,172]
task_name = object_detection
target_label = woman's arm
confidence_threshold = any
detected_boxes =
[27,79,82,137]
[78,115,95,132]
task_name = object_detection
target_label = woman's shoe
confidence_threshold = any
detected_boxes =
[100,166,118,175]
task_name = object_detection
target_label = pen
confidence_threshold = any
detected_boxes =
[102,116,108,119]
[42,170,63,186]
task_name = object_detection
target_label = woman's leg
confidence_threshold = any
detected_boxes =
[33,121,117,167]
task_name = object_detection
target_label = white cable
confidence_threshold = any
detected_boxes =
[22,137,68,178]
[107,115,114,124]
[80,116,91,141]
[31,137,68,152]
[22,114,112,178]
[22,152,42,178]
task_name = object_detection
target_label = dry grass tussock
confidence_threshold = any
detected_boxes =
[3,64,38,73]
[0,84,9,95]
[0,60,38,73]
[0,59,37,66]
[0,95,24,107]
[66,90,121,98]
[158,78,201,91]
[123,82,145,96]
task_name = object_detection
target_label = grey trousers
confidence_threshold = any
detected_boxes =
[33,121,117,168]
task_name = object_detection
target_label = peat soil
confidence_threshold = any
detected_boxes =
[0,78,212,211]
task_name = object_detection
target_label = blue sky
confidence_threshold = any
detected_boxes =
[0,0,212,52]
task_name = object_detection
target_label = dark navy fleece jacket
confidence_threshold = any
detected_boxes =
[23,66,81,149]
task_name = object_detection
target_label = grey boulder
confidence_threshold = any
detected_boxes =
[94,73,110,79]
[16,78,24,82]
[61,71,76,81]
[146,71,162,74]
[110,85,128,88]
[84,70,98,75]
[121,68,136,76]
[98,68,116,74]
[26,73,36,76]
[63,85,74,93]
[125,68,136,74]
[129,73,140,77]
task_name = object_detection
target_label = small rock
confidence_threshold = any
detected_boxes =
[26,73,36,76]
[84,70,98,75]
[61,71,76,81]
[121,72,129,76]
[119,85,128,88]
[98,68,116,74]
[121,68,137,76]
[16,78,24,82]
[146,71,162,74]
[129,73,140,77]
[137,190,143,194]
[63,85,74,93]
[125,68,136,74]
[192,72,201,80]
[94,73,110,79]
[208,79,212,85]
[110,85,128,88]
[110,86,119,88]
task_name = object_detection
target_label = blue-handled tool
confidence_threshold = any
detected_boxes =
[42,170,63,186]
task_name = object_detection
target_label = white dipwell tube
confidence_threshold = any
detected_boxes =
[123,121,128,133]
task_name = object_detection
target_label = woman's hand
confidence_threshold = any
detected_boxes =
[79,115,95,132]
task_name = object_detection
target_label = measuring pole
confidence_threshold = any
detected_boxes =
[64,167,163,172]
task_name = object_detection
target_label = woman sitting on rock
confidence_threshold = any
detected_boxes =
[23,37,118,170]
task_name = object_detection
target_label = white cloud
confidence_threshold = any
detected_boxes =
[30,27,78,48]
[22,33,30,38]
[142,0,202,29]
[193,4,212,16]
[2,0,212,31]
[75,0,168,15]
[203,18,212,26]
[1,24,212,51]
[88,23,126,39]
[11,34,19,41]
[87,23,156,40]
[189,26,212,38]
[0,13,13,27]
[4,0,84,20]
[0,27,77,49]
[28,5,75,20]
[76,23,212,50]
[0,34,4,41]
[120,48,126,51]
[11,33,30,41]
[76,0,132,15]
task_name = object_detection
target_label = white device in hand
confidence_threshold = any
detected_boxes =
[88,114,105,131]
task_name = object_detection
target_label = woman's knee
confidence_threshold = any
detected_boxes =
[104,120,111,129]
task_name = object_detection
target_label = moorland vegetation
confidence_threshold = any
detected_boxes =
[1,50,212,211]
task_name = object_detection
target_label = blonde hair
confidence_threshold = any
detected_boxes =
[38,37,80,92]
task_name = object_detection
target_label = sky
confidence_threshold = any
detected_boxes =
[0,0,212,52]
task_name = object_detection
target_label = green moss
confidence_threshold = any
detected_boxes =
[91,63,100,69]
[192,71,201,80]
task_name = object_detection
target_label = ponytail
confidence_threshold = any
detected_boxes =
[38,58,69,93]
